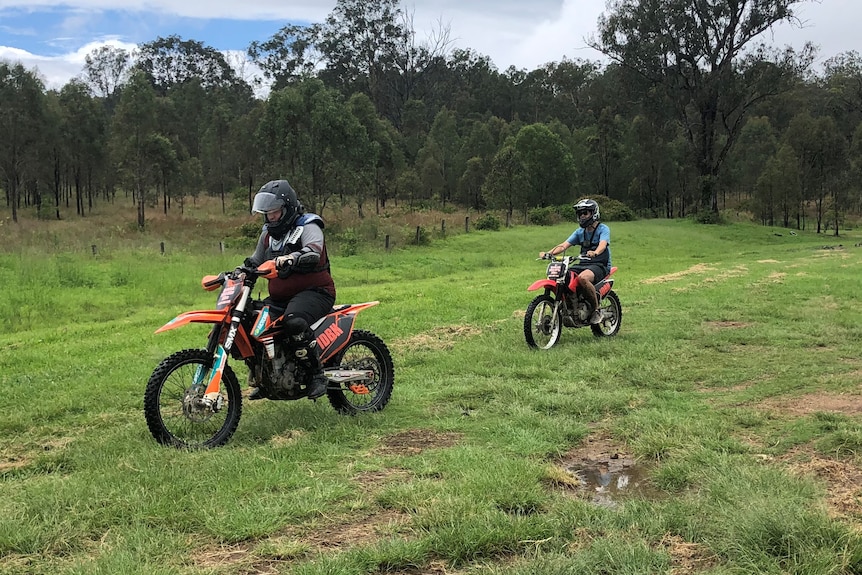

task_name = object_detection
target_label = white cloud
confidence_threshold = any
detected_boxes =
[0,37,137,89]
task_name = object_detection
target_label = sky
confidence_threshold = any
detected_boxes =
[0,0,860,93]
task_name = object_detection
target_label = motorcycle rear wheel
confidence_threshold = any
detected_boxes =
[524,294,562,349]
[325,330,394,415]
[591,290,622,337]
[144,349,242,449]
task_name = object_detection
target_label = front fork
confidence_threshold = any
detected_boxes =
[197,285,253,409]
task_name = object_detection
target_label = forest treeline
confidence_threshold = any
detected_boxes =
[1,0,861,235]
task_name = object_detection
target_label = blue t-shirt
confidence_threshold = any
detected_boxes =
[566,223,611,268]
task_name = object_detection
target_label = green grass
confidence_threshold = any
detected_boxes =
[1,218,861,574]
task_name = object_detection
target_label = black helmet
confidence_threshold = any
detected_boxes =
[574,198,600,228]
[252,180,302,240]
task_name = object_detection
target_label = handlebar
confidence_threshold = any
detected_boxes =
[538,253,592,262]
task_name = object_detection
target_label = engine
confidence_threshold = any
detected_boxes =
[256,343,308,400]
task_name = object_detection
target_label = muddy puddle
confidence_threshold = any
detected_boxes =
[564,456,659,508]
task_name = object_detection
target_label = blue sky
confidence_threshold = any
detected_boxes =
[0,0,858,92]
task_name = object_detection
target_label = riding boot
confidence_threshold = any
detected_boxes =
[294,329,328,400]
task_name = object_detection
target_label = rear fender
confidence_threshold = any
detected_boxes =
[314,301,379,363]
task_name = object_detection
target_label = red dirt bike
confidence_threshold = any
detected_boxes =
[524,253,621,349]
[144,260,394,448]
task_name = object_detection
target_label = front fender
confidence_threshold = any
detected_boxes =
[155,310,229,334]
[527,279,557,293]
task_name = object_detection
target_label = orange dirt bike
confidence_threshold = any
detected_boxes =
[524,253,622,349]
[144,260,394,448]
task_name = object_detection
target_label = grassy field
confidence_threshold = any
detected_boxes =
[1,209,861,574]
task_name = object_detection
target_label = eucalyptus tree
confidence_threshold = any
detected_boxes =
[819,51,862,140]
[58,79,108,215]
[541,58,602,129]
[82,44,131,101]
[482,139,528,219]
[384,9,453,125]
[317,0,405,114]
[348,92,404,213]
[593,0,815,214]
[783,112,847,232]
[201,99,234,213]
[756,143,800,226]
[623,114,671,215]
[111,70,164,228]
[247,24,324,91]
[456,121,495,182]
[135,35,250,96]
[424,107,461,206]
[514,123,577,208]
[230,103,265,211]
[723,116,778,207]
[0,62,48,223]
[256,78,367,214]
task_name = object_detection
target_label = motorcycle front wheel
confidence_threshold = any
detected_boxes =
[144,348,242,449]
[325,330,394,415]
[524,293,562,349]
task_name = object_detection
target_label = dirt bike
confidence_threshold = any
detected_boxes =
[524,253,621,349]
[144,260,394,448]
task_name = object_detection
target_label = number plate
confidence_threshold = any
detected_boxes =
[547,262,565,279]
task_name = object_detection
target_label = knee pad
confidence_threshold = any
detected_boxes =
[283,315,310,340]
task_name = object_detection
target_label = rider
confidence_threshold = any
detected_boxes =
[538,198,611,325]
[243,179,336,400]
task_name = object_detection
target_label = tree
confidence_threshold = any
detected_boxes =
[318,0,405,112]
[0,62,47,223]
[257,78,367,214]
[784,112,847,232]
[111,71,163,228]
[59,79,108,216]
[593,0,814,214]
[756,144,799,226]
[514,123,576,208]
[82,44,131,100]
[424,107,460,206]
[135,35,250,97]
[248,24,324,91]
[482,139,528,219]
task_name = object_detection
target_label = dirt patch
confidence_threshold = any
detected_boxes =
[759,392,862,417]
[193,509,413,572]
[0,456,30,474]
[393,324,482,352]
[559,435,629,463]
[658,534,719,574]
[778,447,862,520]
[376,429,463,456]
[703,320,752,329]
[641,264,715,284]
[194,542,280,574]
[302,509,412,550]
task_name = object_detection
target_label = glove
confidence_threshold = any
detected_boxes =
[275,255,296,278]
[276,255,295,270]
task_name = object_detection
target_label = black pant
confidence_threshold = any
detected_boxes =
[265,288,335,327]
